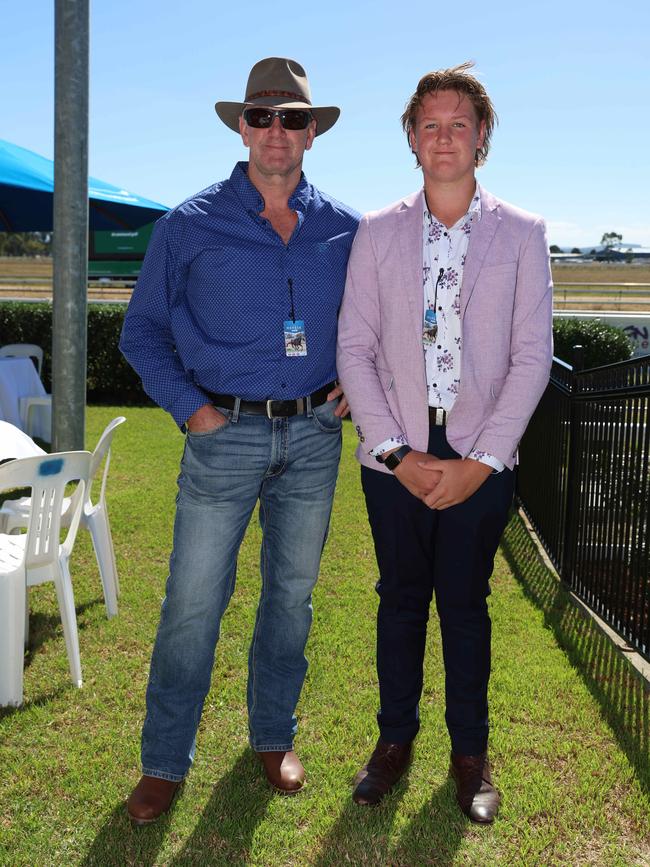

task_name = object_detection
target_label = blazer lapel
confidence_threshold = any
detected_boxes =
[460,186,501,316]
[398,189,425,335]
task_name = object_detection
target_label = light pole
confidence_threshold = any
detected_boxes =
[52,0,89,450]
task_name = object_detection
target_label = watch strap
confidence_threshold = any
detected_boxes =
[382,444,412,471]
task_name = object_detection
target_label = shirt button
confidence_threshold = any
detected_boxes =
[437,345,441,349]
[438,306,442,311]
[433,382,437,387]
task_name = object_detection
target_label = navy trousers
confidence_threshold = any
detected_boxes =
[361,425,514,755]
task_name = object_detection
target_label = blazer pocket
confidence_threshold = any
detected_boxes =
[480,261,518,273]
[477,262,518,293]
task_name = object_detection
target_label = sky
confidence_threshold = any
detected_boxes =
[2,0,650,247]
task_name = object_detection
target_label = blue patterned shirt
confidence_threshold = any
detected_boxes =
[120,162,360,427]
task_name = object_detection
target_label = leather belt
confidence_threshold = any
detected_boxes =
[204,381,335,419]
[429,406,448,426]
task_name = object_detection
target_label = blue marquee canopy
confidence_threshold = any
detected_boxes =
[0,139,168,231]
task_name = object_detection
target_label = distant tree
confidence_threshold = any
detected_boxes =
[601,231,623,248]
[590,249,597,255]
[600,231,623,261]
[571,247,581,254]
[0,232,51,257]
[625,248,634,264]
[549,244,562,254]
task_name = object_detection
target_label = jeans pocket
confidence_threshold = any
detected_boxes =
[186,414,231,439]
[311,399,342,433]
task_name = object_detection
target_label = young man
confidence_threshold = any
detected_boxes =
[121,57,359,824]
[337,62,552,823]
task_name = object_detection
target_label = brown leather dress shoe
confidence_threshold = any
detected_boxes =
[256,750,305,793]
[126,775,182,825]
[450,752,500,824]
[352,738,413,806]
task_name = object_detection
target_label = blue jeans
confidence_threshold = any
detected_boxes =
[140,398,342,782]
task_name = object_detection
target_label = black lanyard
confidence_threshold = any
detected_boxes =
[432,267,444,312]
[287,278,296,323]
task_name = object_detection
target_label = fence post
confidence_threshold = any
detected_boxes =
[571,344,585,372]
[561,346,584,585]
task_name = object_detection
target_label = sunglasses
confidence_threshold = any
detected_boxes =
[243,107,313,130]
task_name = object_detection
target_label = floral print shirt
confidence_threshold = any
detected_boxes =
[372,185,503,473]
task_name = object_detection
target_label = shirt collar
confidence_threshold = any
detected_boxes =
[424,183,482,231]
[466,185,482,225]
[230,161,311,215]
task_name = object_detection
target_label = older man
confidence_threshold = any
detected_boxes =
[121,57,359,824]
[337,62,552,822]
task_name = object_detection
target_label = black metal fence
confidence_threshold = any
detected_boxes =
[517,354,650,660]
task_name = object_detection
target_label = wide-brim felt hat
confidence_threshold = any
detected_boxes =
[215,57,340,136]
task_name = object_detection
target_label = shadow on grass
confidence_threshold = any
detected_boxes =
[390,778,467,866]
[0,598,102,724]
[170,750,273,866]
[0,684,68,724]
[80,752,272,867]
[80,797,174,867]
[501,512,649,797]
[313,773,413,867]
[23,597,101,664]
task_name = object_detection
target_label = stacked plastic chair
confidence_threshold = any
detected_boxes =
[0,416,126,619]
[0,450,91,706]
[0,343,50,438]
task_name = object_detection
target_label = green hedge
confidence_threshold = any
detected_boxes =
[552,317,633,369]
[0,301,149,404]
[0,302,636,406]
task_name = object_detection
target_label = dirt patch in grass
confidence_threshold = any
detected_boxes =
[0,256,52,278]
[3,257,650,284]
[552,263,650,284]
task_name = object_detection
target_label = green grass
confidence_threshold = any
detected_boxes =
[1,406,648,866]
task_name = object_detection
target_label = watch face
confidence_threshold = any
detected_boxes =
[384,452,400,471]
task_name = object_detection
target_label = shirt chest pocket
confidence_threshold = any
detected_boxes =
[304,239,350,302]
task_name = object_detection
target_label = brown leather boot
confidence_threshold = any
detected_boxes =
[352,738,413,806]
[450,752,500,823]
[126,775,182,825]
[256,750,305,793]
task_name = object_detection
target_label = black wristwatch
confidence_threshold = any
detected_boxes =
[378,444,412,472]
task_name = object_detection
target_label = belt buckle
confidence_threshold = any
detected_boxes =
[434,407,445,425]
[266,398,304,418]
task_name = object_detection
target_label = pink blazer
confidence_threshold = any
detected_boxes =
[337,185,553,472]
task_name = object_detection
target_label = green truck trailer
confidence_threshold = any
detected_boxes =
[88,222,154,279]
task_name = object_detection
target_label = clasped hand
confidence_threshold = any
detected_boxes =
[393,452,492,510]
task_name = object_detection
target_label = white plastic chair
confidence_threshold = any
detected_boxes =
[20,395,52,439]
[0,450,91,707]
[0,344,50,438]
[0,343,44,377]
[0,416,126,619]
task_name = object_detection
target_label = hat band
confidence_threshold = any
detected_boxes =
[246,89,311,104]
